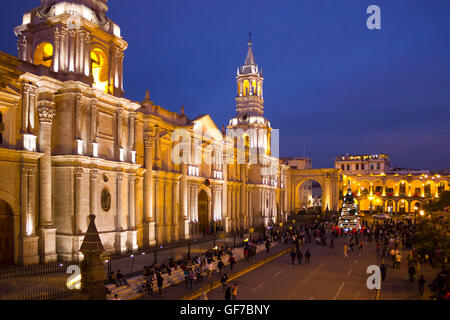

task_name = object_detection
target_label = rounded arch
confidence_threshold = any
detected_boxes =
[91,46,110,93]
[397,199,409,214]
[197,187,211,236]
[410,200,422,213]
[424,180,436,197]
[410,180,423,197]
[294,179,323,212]
[385,199,395,213]
[33,42,54,68]
[0,193,19,266]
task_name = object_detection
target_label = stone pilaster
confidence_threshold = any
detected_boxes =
[127,174,138,252]
[37,100,57,263]
[19,165,39,265]
[115,172,127,254]
[143,135,155,247]
[180,164,189,239]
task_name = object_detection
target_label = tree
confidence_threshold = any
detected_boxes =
[424,191,450,212]
[415,213,450,266]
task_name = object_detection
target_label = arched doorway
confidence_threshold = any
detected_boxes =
[295,180,322,214]
[0,200,14,266]
[198,190,209,235]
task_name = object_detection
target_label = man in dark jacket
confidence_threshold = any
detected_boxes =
[305,250,311,264]
[290,249,296,265]
[296,250,303,265]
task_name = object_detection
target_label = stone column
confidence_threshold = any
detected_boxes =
[74,167,84,235]
[143,135,155,247]
[84,33,91,77]
[164,179,172,243]
[53,28,60,72]
[37,99,57,263]
[127,174,138,252]
[90,98,98,156]
[73,167,84,261]
[19,166,39,265]
[69,30,76,72]
[180,164,189,239]
[240,165,246,229]
[128,112,136,162]
[59,27,68,72]
[116,108,123,160]
[173,180,180,242]
[89,169,99,217]
[115,172,127,254]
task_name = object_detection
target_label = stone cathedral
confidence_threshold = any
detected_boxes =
[0,0,322,266]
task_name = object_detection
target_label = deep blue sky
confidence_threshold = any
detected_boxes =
[1,1,449,170]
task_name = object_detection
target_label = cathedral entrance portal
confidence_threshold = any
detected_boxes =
[198,190,209,236]
[0,200,14,266]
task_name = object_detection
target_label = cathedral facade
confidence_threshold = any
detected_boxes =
[0,0,289,266]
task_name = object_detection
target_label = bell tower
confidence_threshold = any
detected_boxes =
[229,34,271,155]
[14,0,127,97]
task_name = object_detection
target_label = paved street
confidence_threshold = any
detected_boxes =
[197,236,438,300]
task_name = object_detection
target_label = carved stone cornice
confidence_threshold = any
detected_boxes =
[37,102,56,123]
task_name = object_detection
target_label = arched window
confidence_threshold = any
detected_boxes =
[243,80,249,96]
[33,42,53,67]
[91,48,109,93]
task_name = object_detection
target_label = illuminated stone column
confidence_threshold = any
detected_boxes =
[89,169,99,217]
[115,172,127,254]
[173,180,180,242]
[19,165,39,265]
[52,28,60,72]
[193,184,199,235]
[89,98,98,156]
[127,174,138,252]
[74,167,84,235]
[240,165,246,229]
[128,112,136,162]
[38,99,57,263]
[58,27,68,72]
[69,30,76,72]
[143,135,155,247]
[84,32,91,77]
[164,179,172,243]
[180,164,190,239]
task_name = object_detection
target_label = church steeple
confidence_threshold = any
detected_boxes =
[228,35,271,155]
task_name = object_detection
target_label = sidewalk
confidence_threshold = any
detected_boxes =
[139,242,290,300]
[104,234,248,277]
[105,240,288,300]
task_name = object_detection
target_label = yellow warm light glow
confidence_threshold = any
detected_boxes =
[91,49,109,93]
[419,210,424,216]
[243,80,249,96]
[34,42,53,67]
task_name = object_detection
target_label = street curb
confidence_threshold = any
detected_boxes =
[180,247,292,300]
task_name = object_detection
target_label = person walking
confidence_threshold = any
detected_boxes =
[221,273,228,291]
[229,255,236,271]
[408,265,416,282]
[225,286,232,300]
[343,243,349,259]
[156,271,164,295]
[418,275,426,297]
[231,283,238,300]
[296,250,303,265]
[359,241,363,251]
[218,259,225,274]
[380,264,387,282]
[290,249,296,265]
[330,237,334,248]
[265,240,271,254]
[305,250,311,264]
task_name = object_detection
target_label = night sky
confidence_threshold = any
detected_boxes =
[1,1,449,170]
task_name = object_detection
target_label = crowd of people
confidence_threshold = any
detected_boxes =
[108,215,448,300]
